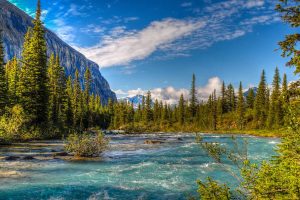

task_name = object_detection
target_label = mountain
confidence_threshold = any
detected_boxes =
[0,0,116,103]
[120,95,147,109]
[243,87,258,97]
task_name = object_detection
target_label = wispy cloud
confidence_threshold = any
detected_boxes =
[76,0,277,68]
[116,77,222,104]
[181,2,192,7]
[63,3,87,17]
[52,19,75,43]
[76,18,205,68]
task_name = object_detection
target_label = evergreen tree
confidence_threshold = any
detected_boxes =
[246,88,255,109]
[144,91,152,122]
[212,90,217,130]
[47,54,66,127]
[221,81,227,113]
[281,73,289,107]
[178,94,185,126]
[276,0,300,74]
[72,70,82,129]
[237,82,245,130]
[83,68,92,128]
[5,57,19,105]
[17,0,48,125]
[153,99,160,124]
[254,70,268,128]
[0,29,8,114]
[64,76,73,129]
[190,74,198,119]
[267,67,282,128]
[226,84,236,112]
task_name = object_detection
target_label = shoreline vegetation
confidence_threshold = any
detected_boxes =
[106,128,284,138]
[1,0,298,147]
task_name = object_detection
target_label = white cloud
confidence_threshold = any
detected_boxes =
[75,0,277,68]
[244,0,264,8]
[53,19,75,43]
[64,4,86,17]
[181,2,192,7]
[80,24,105,34]
[117,77,223,104]
[76,18,205,68]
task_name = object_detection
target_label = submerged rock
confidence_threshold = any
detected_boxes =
[22,156,35,160]
[53,152,69,157]
[4,156,20,161]
[144,140,165,144]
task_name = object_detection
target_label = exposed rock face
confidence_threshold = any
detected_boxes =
[0,0,116,103]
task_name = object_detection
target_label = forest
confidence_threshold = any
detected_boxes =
[0,0,299,199]
[0,1,300,144]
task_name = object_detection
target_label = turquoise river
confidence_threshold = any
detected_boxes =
[0,133,279,200]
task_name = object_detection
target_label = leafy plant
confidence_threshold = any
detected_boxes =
[0,104,28,144]
[65,131,109,157]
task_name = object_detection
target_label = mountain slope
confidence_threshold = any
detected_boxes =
[0,0,116,103]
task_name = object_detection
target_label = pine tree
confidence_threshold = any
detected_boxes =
[64,76,73,129]
[144,91,152,122]
[267,67,282,128]
[212,90,217,130]
[178,94,185,126]
[5,57,19,105]
[153,99,160,124]
[221,81,227,113]
[83,67,92,128]
[47,54,66,127]
[281,73,289,107]
[190,74,198,119]
[254,70,268,128]
[246,88,255,109]
[17,0,48,125]
[72,70,82,128]
[226,84,236,112]
[237,82,245,130]
[0,29,8,114]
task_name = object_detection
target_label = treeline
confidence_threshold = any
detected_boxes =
[110,69,299,134]
[0,1,110,142]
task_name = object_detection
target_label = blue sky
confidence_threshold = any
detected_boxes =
[8,0,297,103]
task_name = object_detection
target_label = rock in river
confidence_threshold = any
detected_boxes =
[144,140,165,145]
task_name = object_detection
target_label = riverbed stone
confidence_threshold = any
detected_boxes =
[5,156,20,161]
[53,152,69,156]
[22,156,35,160]
[144,140,164,144]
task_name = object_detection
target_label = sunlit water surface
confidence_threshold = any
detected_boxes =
[0,133,279,200]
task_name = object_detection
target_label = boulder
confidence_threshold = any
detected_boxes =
[5,156,20,161]
[144,140,164,144]
[53,152,69,157]
[23,156,35,160]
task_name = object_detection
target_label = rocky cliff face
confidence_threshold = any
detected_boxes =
[0,0,116,103]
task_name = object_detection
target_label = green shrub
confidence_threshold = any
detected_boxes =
[0,105,28,144]
[65,131,109,157]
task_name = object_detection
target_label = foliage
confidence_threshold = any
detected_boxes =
[0,105,28,143]
[65,131,109,157]
[276,0,300,74]
[195,105,300,199]
[17,0,48,126]
[0,29,8,114]
[197,177,231,200]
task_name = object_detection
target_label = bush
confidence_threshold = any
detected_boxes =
[65,131,109,157]
[0,105,28,144]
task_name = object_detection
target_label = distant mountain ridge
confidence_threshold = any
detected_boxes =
[120,95,145,109]
[0,0,116,103]
[243,87,258,97]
